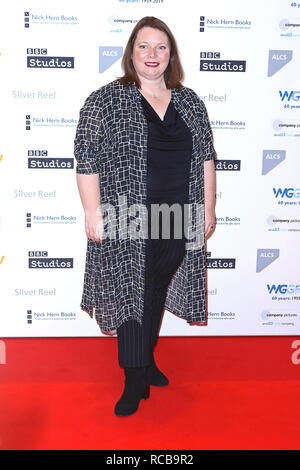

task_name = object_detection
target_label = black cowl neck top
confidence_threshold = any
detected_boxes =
[140,94,193,204]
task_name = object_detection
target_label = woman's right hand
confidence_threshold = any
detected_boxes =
[84,209,103,243]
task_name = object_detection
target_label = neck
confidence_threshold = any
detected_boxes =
[138,76,167,98]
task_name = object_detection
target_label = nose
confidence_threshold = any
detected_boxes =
[149,47,156,58]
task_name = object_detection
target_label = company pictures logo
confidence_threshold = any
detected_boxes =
[200,52,246,72]
[279,18,300,37]
[273,118,300,137]
[27,48,74,68]
[267,214,300,232]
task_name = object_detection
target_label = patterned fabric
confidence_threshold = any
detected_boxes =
[74,79,217,332]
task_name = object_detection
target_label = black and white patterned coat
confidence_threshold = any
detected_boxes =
[74,79,217,332]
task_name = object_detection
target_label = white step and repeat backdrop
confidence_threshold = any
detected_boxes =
[0,0,299,337]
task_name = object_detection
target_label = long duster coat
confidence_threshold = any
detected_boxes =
[74,79,217,332]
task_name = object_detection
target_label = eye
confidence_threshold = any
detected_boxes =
[158,45,167,50]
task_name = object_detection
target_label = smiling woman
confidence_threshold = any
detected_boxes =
[74,16,217,417]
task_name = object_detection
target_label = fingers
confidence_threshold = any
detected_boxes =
[86,225,102,243]
[205,220,216,238]
[85,216,103,243]
[87,231,102,243]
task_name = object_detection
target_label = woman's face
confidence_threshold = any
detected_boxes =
[131,26,170,83]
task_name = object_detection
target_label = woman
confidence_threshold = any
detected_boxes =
[74,16,217,417]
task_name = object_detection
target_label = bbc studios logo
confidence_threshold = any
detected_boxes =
[28,251,73,269]
[26,48,74,68]
[200,52,246,72]
[27,149,74,169]
[206,251,236,269]
[215,160,241,171]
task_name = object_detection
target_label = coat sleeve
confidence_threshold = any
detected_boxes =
[187,87,217,163]
[74,90,103,174]
[198,99,217,162]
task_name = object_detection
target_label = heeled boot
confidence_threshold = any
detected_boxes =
[148,353,169,386]
[114,366,150,417]
[147,308,169,387]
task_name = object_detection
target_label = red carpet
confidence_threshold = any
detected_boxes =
[0,336,300,450]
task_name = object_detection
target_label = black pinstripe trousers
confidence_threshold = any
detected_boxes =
[117,204,186,368]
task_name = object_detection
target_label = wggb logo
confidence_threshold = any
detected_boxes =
[267,284,300,295]
[279,91,300,110]
[279,91,300,101]
[273,187,300,207]
[27,48,74,68]
[273,187,300,198]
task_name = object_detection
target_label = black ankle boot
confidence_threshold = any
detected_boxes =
[115,367,150,417]
[147,354,169,387]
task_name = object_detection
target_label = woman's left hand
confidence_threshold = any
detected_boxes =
[205,208,216,239]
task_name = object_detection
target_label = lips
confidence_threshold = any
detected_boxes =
[145,62,159,67]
